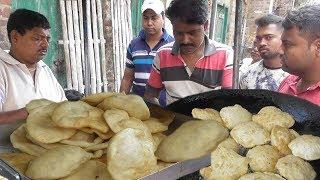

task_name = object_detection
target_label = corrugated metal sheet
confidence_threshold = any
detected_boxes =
[131,0,143,37]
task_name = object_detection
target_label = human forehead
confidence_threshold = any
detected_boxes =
[172,20,204,32]
[256,24,282,36]
[25,27,51,37]
[281,27,303,42]
[142,9,160,18]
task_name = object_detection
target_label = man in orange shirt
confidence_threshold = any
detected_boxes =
[278,5,320,105]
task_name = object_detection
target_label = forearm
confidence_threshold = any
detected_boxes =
[0,108,28,125]
[120,79,133,94]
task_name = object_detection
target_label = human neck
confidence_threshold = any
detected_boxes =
[299,62,320,90]
[263,56,282,69]
[146,30,163,43]
[180,43,205,71]
[9,49,37,69]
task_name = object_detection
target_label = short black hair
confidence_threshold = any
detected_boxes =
[255,14,284,28]
[166,0,209,24]
[7,9,50,42]
[283,5,320,41]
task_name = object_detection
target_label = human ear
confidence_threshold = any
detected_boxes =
[313,38,320,57]
[204,21,209,31]
[10,30,19,44]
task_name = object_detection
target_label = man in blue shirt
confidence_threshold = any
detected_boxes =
[120,0,174,106]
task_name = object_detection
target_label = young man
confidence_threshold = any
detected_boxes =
[240,14,289,91]
[145,0,233,105]
[278,5,320,105]
[0,9,66,146]
[120,0,174,106]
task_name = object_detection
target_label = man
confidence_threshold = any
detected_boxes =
[240,14,289,91]
[145,0,233,105]
[0,9,66,146]
[278,5,320,105]
[120,0,174,106]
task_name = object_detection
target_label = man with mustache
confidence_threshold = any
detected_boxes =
[240,14,289,91]
[120,0,173,107]
[0,9,66,148]
[145,0,233,105]
[278,5,320,105]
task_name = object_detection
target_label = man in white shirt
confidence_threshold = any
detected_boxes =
[0,9,66,146]
[240,14,289,91]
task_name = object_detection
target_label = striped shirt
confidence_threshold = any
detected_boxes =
[146,36,234,105]
[126,29,174,97]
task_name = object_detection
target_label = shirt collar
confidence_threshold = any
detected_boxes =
[139,28,170,41]
[287,75,320,93]
[0,48,46,68]
[0,48,20,65]
[171,35,217,56]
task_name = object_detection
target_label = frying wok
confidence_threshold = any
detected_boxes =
[167,89,320,178]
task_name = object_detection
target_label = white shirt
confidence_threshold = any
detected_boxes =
[239,58,254,80]
[0,49,66,146]
[240,60,289,91]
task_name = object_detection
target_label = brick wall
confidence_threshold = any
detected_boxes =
[273,0,295,16]
[244,0,271,48]
[0,0,11,50]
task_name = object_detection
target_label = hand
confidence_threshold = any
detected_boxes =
[0,107,28,125]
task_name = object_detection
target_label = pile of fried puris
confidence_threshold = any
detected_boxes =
[1,93,319,180]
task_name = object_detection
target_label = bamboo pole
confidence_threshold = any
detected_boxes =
[66,0,79,91]
[72,0,84,93]
[96,0,108,92]
[115,0,120,91]
[91,0,102,93]
[59,0,72,89]
[119,0,125,78]
[77,0,88,94]
[86,0,97,93]
[125,0,132,58]
[110,0,117,92]
[112,0,121,92]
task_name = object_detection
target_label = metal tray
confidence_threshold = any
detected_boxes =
[2,89,320,179]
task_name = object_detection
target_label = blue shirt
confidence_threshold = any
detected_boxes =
[126,29,174,97]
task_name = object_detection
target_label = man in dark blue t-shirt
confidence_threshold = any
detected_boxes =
[120,0,174,107]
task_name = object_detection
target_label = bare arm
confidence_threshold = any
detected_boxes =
[0,108,28,125]
[120,68,134,94]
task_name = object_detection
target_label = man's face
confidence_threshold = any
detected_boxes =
[11,27,50,65]
[172,19,206,55]
[142,9,164,35]
[255,24,283,60]
[281,27,315,75]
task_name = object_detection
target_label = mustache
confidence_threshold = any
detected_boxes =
[180,44,195,47]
